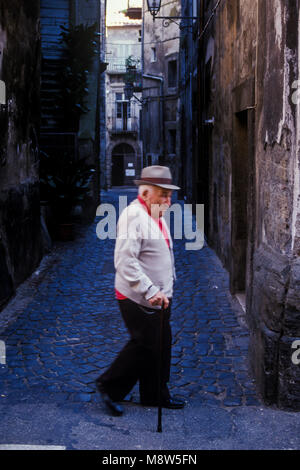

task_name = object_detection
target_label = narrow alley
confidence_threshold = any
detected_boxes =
[0,189,299,450]
[0,0,299,452]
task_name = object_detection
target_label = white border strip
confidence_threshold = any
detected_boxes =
[0,444,66,450]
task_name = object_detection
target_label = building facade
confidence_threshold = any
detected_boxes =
[99,0,107,191]
[142,0,181,184]
[105,2,143,187]
[180,0,300,410]
[0,0,42,309]
[178,0,200,202]
[40,0,105,223]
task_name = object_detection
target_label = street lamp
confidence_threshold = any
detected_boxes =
[124,82,134,101]
[146,0,197,23]
[146,0,162,19]
[146,0,222,37]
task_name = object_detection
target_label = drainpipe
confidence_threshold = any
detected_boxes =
[142,73,165,163]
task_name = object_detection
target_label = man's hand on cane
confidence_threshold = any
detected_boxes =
[148,291,169,309]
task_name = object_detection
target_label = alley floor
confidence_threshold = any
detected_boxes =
[0,188,299,451]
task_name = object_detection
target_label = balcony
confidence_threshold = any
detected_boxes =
[109,116,139,138]
[124,0,142,19]
[106,57,127,74]
[106,57,142,76]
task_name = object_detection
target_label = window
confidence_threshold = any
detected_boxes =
[168,60,177,88]
[151,47,157,62]
[138,30,142,43]
[168,129,177,154]
[116,93,123,119]
[117,102,122,118]
[115,92,131,121]
[193,0,197,19]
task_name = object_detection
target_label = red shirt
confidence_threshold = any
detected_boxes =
[115,196,170,300]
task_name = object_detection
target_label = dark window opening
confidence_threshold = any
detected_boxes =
[168,60,177,88]
[168,129,177,154]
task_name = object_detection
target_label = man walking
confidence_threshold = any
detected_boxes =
[96,166,185,416]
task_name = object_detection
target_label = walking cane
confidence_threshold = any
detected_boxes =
[157,299,165,433]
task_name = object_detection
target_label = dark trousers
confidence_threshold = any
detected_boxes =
[97,298,172,404]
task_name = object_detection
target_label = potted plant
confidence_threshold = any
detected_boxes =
[40,150,95,240]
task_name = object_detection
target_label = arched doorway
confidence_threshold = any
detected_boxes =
[111,143,136,186]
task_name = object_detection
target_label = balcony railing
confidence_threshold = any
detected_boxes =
[105,57,142,75]
[109,116,139,135]
[106,57,127,73]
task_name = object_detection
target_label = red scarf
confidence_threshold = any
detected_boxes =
[137,195,170,248]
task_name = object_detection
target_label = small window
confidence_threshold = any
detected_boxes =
[151,47,157,62]
[117,102,122,118]
[168,129,177,154]
[193,0,197,19]
[168,60,177,88]
[138,30,142,42]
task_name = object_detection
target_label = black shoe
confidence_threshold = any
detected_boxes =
[95,381,124,416]
[141,396,185,409]
[162,397,185,409]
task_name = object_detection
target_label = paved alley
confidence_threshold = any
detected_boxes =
[0,188,299,451]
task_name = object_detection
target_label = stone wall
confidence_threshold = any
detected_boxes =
[142,0,181,184]
[249,0,300,410]
[198,0,300,409]
[0,1,42,309]
[71,0,101,223]
[105,18,143,188]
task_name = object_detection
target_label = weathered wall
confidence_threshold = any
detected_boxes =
[199,0,300,409]
[178,0,200,202]
[99,0,107,190]
[105,20,143,188]
[72,0,101,223]
[0,0,42,308]
[249,0,300,410]
[142,0,181,184]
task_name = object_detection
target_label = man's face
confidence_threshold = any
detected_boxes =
[145,186,172,218]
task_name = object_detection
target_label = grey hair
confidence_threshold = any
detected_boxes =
[138,184,156,196]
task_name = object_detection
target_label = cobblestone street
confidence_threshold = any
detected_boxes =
[0,188,258,407]
[0,188,299,450]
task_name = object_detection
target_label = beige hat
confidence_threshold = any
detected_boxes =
[134,165,180,190]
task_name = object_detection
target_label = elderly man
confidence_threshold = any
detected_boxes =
[96,165,185,416]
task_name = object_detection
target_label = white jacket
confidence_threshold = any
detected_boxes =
[114,198,176,308]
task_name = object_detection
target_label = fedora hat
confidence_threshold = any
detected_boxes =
[134,165,180,190]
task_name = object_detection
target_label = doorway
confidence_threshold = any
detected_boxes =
[230,110,249,295]
[116,98,131,131]
[111,143,136,186]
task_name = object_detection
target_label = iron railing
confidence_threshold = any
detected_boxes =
[109,115,139,134]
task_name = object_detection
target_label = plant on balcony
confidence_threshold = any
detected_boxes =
[124,56,141,83]
[124,56,138,82]
[124,56,142,99]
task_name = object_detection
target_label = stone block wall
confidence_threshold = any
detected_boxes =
[197,0,300,409]
[0,1,42,308]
